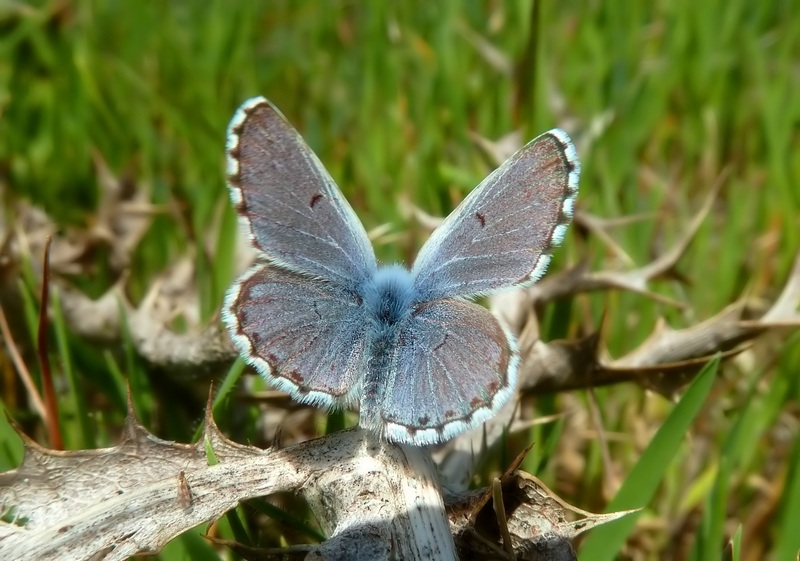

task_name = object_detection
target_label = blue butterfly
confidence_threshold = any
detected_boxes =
[223,97,579,446]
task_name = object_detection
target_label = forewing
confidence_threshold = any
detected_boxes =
[412,129,580,300]
[223,265,369,408]
[227,97,377,288]
[379,299,518,445]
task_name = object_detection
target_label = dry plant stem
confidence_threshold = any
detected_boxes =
[586,387,617,499]
[445,468,631,560]
[36,236,62,450]
[1,401,629,561]
[611,251,800,371]
[527,177,720,311]
[0,305,46,419]
[0,402,455,561]
[513,260,800,394]
[492,477,514,557]
[302,433,457,561]
[55,276,236,378]
[572,209,655,267]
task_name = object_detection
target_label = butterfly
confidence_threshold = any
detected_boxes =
[223,97,579,446]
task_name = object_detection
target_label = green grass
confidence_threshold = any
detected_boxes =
[1,1,799,559]
[578,356,719,560]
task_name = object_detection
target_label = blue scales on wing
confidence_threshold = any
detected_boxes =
[378,298,517,445]
[411,129,580,302]
[226,97,377,291]
[225,265,369,409]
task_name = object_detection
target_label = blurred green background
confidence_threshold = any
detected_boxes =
[1,1,798,560]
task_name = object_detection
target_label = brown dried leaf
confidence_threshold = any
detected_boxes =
[446,471,635,560]
[90,150,156,271]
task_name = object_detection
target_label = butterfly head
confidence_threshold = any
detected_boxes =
[364,265,415,337]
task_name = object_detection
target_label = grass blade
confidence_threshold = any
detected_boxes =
[578,355,720,560]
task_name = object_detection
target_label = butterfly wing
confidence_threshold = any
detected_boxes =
[378,298,518,445]
[411,129,579,301]
[224,264,369,408]
[227,97,377,288]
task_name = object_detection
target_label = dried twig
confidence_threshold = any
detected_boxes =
[0,395,632,560]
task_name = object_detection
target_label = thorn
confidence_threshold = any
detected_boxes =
[125,381,136,418]
[501,443,534,480]
[205,383,215,421]
[492,478,514,558]
[271,425,284,450]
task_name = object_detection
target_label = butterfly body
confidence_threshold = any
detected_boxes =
[224,97,579,446]
[345,264,416,433]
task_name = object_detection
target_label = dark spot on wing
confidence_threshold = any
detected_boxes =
[566,157,577,173]
[410,301,432,317]
[418,415,430,426]
[475,212,486,227]
[243,102,264,119]
[487,381,500,394]
[288,370,305,383]
[228,145,240,160]
[266,353,279,367]
[541,153,561,173]
[470,396,485,409]
[310,193,323,208]
[444,410,457,419]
